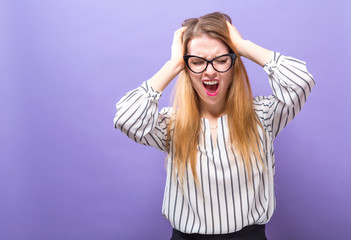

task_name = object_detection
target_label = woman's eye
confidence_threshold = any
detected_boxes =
[190,60,205,65]
[215,59,228,64]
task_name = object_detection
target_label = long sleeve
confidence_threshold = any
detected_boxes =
[114,80,171,151]
[253,52,315,138]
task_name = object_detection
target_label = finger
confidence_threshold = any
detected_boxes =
[174,27,186,39]
[226,20,234,31]
[176,26,187,33]
[226,21,239,33]
[173,27,186,45]
[227,22,242,39]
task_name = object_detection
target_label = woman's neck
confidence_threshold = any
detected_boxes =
[199,101,226,120]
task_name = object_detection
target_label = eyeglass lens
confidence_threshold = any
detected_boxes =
[187,55,232,73]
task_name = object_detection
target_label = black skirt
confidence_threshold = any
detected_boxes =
[170,224,267,240]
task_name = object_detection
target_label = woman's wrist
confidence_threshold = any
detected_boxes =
[149,60,184,92]
[234,39,248,57]
[168,59,184,75]
[236,40,272,67]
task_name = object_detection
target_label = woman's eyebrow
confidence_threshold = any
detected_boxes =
[188,53,229,59]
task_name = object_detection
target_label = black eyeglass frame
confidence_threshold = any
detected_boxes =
[183,53,237,74]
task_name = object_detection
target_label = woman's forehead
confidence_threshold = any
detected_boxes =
[187,36,229,58]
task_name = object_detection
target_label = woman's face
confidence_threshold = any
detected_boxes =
[186,35,234,115]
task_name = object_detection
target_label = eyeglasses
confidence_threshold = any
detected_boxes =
[183,53,236,74]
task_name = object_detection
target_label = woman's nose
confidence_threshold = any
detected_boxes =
[204,63,217,76]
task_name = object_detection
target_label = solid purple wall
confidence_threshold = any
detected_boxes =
[1,0,350,239]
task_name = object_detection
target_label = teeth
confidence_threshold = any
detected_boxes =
[203,81,218,85]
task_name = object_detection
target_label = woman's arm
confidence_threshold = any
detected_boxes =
[114,27,186,150]
[253,53,315,138]
[114,81,171,151]
[226,21,272,67]
[226,22,315,138]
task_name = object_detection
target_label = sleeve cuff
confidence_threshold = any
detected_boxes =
[140,80,162,102]
[263,51,283,75]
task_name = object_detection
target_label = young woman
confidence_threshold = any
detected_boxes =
[114,12,315,240]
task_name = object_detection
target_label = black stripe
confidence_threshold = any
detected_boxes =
[184,168,190,232]
[289,63,316,86]
[250,158,260,222]
[274,103,285,137]
[254,109,270,114]
[221,117,237,231]
[119,104,143,134]
[204,120,214,234]
[167,150,174,221]
[253,101,271,108]
[258,132,269,173]
[253,155,265,216]
[159,115,171,124]
[283,107,290,129]
[280,84,296,119]
[141,116,163,150]
[154,134,166,148]
[210,133,222,233]
[155,126,166,134]
[183,168,191,233]
[241,155,252,225]
[232,150,244,228]
[284,56,305,65]
[271,75,286,105]
[270,100,280,137]
[193,177,199,233]
[173,175,179,229]
[143,135,151,146]
[217,127,229,233]
[275,52,281,63]
[139,84,147,93]
[139,113,151,140]
[178,189,185,230]
[277,67,307,102]
[285,58,312,80]
[199,132,206,233]
[115,90,139,111]
[257,132,268,204]
[114,95,142,128]
[127,100,150,137]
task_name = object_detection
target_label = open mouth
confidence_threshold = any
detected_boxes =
[202,79,219,96]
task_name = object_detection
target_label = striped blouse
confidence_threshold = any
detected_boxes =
[114,52,315,234]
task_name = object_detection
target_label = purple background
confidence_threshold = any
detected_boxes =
[1,0,350,239]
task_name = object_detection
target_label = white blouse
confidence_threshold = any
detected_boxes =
[114,52,315,234]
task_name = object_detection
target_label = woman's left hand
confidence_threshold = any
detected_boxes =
[226,21,272,66]
[226,21,245,56]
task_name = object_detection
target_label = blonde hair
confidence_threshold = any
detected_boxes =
[166,12,265,186]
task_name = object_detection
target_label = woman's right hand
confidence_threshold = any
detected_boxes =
[170,27,187,72]
[148,27,187,92]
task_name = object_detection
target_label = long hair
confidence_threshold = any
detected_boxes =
[166,12,265,187]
